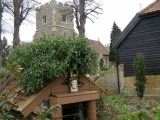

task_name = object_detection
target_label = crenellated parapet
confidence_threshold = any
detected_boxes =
[36,0,70,11]
[34,0,75,40]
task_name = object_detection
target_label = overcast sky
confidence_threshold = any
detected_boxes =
[4,0,155,45]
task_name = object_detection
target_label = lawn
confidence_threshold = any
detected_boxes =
[105,94,160,120]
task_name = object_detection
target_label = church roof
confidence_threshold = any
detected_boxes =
[88,39,109,56]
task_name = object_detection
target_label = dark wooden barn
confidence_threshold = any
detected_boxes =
[113,0,160,77]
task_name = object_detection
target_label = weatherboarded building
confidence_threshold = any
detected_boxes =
[113,0,160,95]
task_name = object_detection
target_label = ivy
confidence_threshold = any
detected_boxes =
[6,37,97,93]
[96,92,107,120]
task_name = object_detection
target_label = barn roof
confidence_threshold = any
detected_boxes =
[113,14,140,48]
[139,0,160,14]
[113,0,160,48]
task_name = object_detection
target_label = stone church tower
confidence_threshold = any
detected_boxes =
[34,0,75,39]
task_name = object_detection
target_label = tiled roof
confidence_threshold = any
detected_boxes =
[139,0,160,14]
[88,39,109,55]
[0,81,20,95]
[0,81,30,113]
[10,93,30,111]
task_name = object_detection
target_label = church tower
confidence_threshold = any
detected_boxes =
[34,0,75,39]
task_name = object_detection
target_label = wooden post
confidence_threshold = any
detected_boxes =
[87,100,96,120]
[49,97,62,120]
[53,107,62,120]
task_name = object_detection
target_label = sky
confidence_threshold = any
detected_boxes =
[4,0,155,46]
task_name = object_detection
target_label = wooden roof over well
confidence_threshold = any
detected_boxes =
[0,75,108,117]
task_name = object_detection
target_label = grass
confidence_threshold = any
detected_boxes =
[105,94,160,120]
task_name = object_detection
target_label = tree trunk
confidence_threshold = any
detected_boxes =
[13,19,20,49]
[13,0,22,49]
[0,0,3,67]
[79,0,85,36]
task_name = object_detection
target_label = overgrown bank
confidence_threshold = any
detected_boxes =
[105,94,160,120]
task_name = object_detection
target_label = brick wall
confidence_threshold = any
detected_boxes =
[91,69,118,95]
[119,64,160,96]
[91,64,160,96]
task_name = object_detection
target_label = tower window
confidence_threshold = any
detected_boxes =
[64,33,66,37]
[42,15,47,24]
[62,15,67,23]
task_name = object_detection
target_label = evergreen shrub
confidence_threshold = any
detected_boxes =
[133,53,147,99]
[7,37,97,93]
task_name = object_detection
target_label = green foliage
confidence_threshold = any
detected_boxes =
[6,37,97,93]
[0,90,31,120]
[0,98,15,120]
[117,113,137,120]
[133,53,147,99]
[110,22,121,42]
[117,110,153,120]
[153,107,160,120]
[100,65,108,71]
[106,95,132,114]
[0,65,22,92]
[1,37,11,67]
[137,111,153,120]
[0,69,11,91]
[100,94,160,120]
[109,21,121,63]
[37,104,61,120]
[96,92,107,120]
[105,94,132,119]
[0,82,22,120]
[0,112,15,120]
[109,47,116,63]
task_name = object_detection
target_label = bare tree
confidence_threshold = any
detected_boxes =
[0,0,3,67]
[65,0,102,36]
[2,0,39,49]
